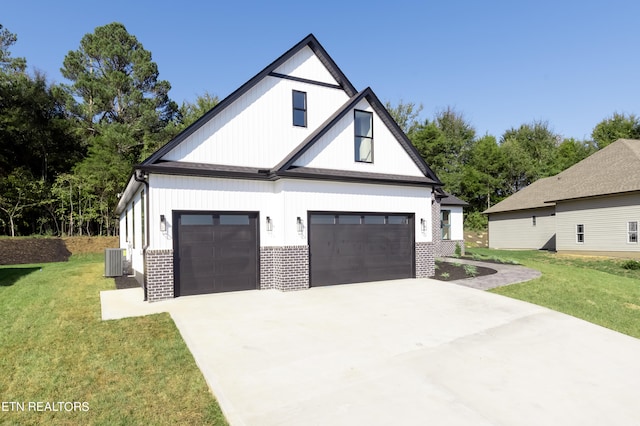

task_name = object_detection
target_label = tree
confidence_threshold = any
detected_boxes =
[553,138,597,172]
[0,24,26,73]
[0,168,40,236]
[61,22,178,159]
[591,113,640,149]
[164,91,220,138]
[385,100,422,135]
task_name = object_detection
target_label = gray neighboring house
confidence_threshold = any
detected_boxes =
[485,138,640,258]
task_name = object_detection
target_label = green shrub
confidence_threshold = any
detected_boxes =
[464,211,488,231]
[440,272,450,279]
[621,260,640,270]
[463,264,478,277]
[454,243,462,257]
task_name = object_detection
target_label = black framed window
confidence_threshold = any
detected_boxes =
[576,224,585,243]
[628,221,638,243]
[354,110,373,163]
[441,210,451,240]
[293,90,306,127]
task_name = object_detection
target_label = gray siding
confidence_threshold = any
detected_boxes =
[488,207,556,249]
[556,193,640,252]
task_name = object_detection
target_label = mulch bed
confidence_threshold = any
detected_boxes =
[433,260,497,281]
[0,238,71,265]
[114,275,141,289]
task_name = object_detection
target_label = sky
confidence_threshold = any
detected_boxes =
[3,0,639,141]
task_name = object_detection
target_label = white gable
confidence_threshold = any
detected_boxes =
[273,46,339,86]
[160,59,350,167]
[292,98,425,177]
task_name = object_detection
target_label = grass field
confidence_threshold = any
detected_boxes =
[0,253,227,425]
[468,248,640,339]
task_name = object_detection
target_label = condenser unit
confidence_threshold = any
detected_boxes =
[104,248,125,277]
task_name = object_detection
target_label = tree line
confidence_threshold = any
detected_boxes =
[1,22,638,236]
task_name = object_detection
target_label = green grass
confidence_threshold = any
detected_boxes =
[468,248,640,338]
[0,253,227,425]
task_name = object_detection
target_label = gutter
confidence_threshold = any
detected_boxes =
[133,169,150,301]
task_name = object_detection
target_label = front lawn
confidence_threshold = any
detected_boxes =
[0,254,227,425]
[468,248,640,339]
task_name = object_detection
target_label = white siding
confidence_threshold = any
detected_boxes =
[488,207,556,249]
[148,174,433,250]
[273,46,339,85]
[293,98,424,177]
[161,78,349,168]
[119,189,145,275]
[556,193,640,252]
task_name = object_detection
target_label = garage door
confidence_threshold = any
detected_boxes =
[174,212,258,296]
[309,213,414,286]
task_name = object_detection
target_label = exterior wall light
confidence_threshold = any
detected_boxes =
[266,216,273,232]
[297,217,303,234]
[160,214,166,232]
[420,218,427,233]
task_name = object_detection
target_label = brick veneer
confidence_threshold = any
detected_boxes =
[145,249,174,302]
[416,242,435,277]
[431,197,465,257]
[260,245,309,291]
[438,240,465,257]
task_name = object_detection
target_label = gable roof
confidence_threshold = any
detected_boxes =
[141,34,357,167]
[274,87,441,184]
[484,138,640,214]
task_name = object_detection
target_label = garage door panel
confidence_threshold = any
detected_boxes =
[310,213,414,287]
[176,212,258,296]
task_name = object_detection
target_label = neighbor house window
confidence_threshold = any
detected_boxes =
[532,216,536,226]
[576,224,584,243]
[292,90,306,127]
[441,210,451,240]
[354,110,373,163]
[628,221,638,243]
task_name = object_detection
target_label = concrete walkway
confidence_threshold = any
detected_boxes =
[439,257,542,290]
[101,278,640,426]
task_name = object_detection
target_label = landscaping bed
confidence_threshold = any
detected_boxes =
[433,260,497,281]
[0,236,118,265]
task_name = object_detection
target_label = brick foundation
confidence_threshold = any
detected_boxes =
[416,242,436,278]
[145,249,174,302]
[260,245,309,291]
[438,240,465,257]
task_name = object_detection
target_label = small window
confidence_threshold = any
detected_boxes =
[293,90,306,127]
[628,221,638,243]
[181,215,214,226]
[441,210,451,240]
[311,215,335,225]
[387,215,409,225]
[338,215,361,224]
[364,215,385,224]
[576,224,585,244]
[219,215,250,225]
[125,212,129,242]
[131,202,135,249]
[140,190,145,247]
[354,110,373,163]
[532,216,536,226]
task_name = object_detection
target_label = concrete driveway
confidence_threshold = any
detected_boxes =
[102,279,640,425]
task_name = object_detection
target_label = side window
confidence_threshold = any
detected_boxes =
[628,221,638,243]
[441,210,451,240]
[131,202,136,249]
[354,110,373,163]
[293,90,307,127]
[576,224,584,243]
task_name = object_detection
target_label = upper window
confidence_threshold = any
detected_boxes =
[576,224,585,244]
[292,90,306,127]
[532,216,537,226]
[441,210,451,240]
[354,110,373,163]
[628,221,638,244]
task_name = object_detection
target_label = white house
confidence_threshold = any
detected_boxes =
[115,34,463,301]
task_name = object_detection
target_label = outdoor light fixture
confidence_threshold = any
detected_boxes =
[266,216,273,232]
[160,214,166,232]
[296,217,303,234]
[420,218,427,233]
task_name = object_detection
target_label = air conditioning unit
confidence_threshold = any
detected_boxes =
[104,248,125,277]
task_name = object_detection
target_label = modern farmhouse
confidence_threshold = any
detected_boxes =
[485,138,640,257]
[115,34,465,301]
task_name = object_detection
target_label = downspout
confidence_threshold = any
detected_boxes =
[133,169,150,301]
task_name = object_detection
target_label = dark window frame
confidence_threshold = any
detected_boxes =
[441,209,451,240]
[576,224,585,244]
[354,109,373,163]
[628,221,638,244]
[292,90,307,127]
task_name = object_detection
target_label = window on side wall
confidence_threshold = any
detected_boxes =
[140,190,145,248]
[532,216,536,226]
[576,224,584,244]
[292,90,307,127]
[354,110,373,163]
[441,210,451,240]
[628,221,638,243]
[131,202,136,249]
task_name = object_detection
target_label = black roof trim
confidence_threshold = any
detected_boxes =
[274,87,442,185]
[138,161,276,180]
[141,34,357,166]
[278,167,440,187]
[268,72,343,90]
[438,191,469,206]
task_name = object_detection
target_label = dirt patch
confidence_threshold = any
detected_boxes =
[465,230,488,248]
[0,236,119,265]
[433,260,497,281]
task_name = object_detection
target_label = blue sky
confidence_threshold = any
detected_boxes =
[4,0,639,140]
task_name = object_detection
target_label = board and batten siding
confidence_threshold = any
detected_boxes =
[488,207,556,249]
[161,49,349,168]
[273,45,338,85]
[118,187,145,277]
[293,98,424,177]
[443,206,464,241]
[147,174,433,251]
[555,192,640,252]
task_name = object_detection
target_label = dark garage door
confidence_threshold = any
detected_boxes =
[309,213,414,287]
[174,212,258,296]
